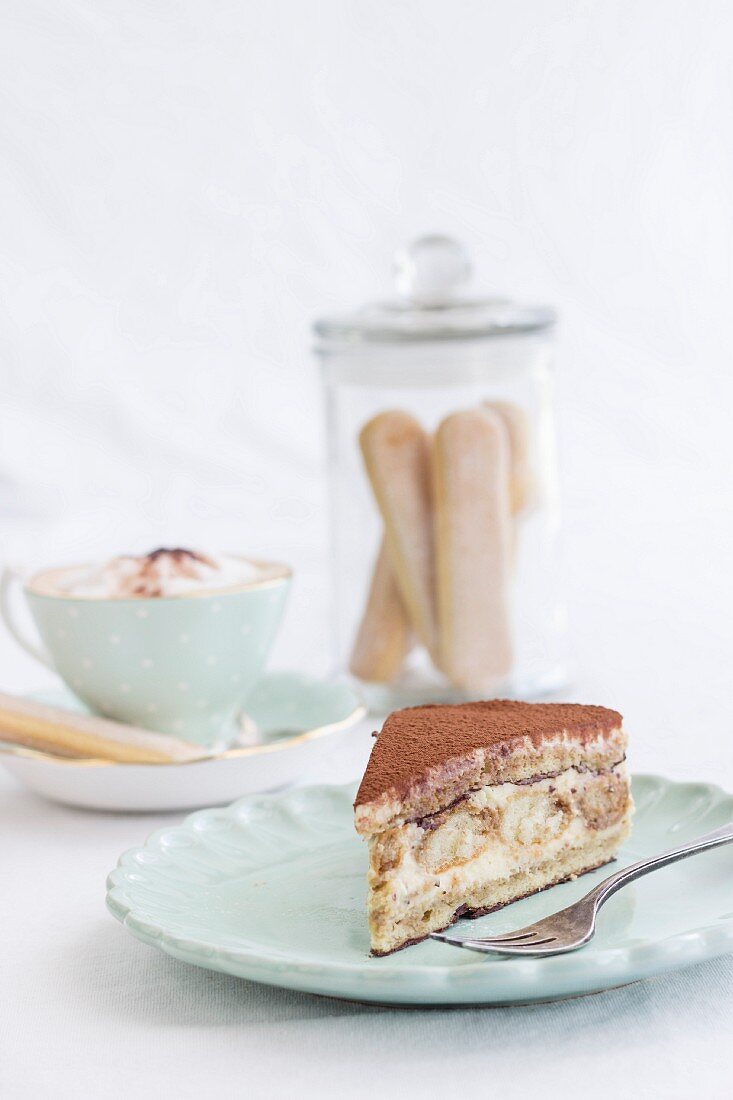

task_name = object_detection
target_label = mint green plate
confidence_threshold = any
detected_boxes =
[106,775,733,1005]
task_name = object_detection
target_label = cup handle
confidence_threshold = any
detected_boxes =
[0,567,56,669]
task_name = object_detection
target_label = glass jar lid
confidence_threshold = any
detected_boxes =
[314,235,556,345]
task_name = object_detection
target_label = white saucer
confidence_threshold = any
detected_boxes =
[0,672,366,812]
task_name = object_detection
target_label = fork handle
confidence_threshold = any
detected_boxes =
[588,820,733,912]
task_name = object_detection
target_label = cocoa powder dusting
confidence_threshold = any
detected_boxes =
[355,700,622,809]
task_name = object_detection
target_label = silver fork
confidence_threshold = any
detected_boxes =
[430,821,733,957]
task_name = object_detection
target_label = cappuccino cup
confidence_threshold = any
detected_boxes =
[0,549,291,748]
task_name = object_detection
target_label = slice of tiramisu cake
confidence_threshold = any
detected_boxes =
[354,700,632,955]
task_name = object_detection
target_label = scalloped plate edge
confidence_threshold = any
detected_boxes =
[106,775,733,1005]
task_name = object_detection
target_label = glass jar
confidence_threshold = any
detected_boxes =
[315,236,568,712]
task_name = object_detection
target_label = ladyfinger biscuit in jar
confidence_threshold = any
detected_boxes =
[434,407,513,691]
[349,537,411,682]
[483,399,534,514]
[359,410,437,659]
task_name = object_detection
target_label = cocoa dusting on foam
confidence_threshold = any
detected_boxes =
[355,700,623,810]
[121,548,218,597]
[147,548,215,566]
[56,548,263,599]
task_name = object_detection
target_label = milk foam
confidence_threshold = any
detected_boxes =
[57,549,262,598]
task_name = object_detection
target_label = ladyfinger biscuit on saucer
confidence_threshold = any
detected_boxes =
[0,691,202,763]
[483,400,534,514]
[434,407,513,691]
[359,411,437,658]
[349,537,410,683]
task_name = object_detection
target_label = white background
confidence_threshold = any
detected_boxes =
[1,2,733,1097]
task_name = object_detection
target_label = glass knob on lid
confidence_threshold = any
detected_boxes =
[393,235,471,307]
[314,233,555,344]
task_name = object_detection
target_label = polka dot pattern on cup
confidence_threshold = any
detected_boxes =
[28,569,290,745]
